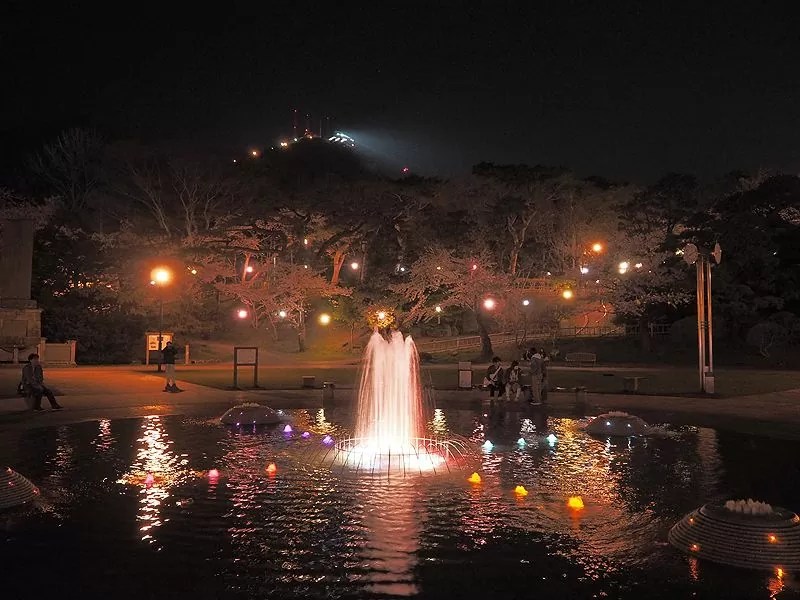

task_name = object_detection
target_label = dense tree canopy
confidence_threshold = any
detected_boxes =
[4,128,800,362]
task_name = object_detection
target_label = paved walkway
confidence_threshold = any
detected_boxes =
[1,367,799,439]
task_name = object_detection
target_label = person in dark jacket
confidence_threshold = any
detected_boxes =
[161,341,182,393]
[22,353,63,411]
[486,356,505,398]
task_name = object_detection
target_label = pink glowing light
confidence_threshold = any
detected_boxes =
[144,473,155,487]
[302,431,311,438]
[322,435,334,445]
[283,424,293,433]
[208,469,220,481]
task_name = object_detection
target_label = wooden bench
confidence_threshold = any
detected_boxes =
[564,352,597,367]
[623,376,647,393]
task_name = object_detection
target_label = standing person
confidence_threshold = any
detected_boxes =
[485,356,505,398]
[539,348,550,404]
[161,341,182,393]
[506,360,522,401]
[22,353,63,411]
[529,349,544,404]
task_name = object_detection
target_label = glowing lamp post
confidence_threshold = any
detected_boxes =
[318,313,331,326]
[592,242,603,253]
[237,308,249,320]
[561,289,574,300]
[483,298,496,310]
[150,267,172,372]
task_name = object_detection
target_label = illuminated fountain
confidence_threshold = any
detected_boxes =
[669,499,800,571]
[586,411,649,437]
[311,329,472,476]
[0,467,39,509]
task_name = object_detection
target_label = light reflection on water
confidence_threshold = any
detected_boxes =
[2,409,800,599]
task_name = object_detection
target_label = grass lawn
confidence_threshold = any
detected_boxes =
[167,363,800,398]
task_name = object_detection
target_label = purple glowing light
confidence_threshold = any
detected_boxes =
[283,424,293,433]
[302,431,311,438]
[322,435,333,445]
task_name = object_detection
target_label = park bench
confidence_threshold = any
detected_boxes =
[564,352,597,367]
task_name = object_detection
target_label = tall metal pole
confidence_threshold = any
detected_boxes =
[157,295,164,373]
[705,258,714,386]
[695,257,706,392]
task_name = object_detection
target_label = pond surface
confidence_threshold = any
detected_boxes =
[1,407,799,599]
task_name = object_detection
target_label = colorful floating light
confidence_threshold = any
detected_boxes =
[208,469,220,481]
[467,472,482,484]
[301,431,311,438]
[283,424,293,433]
[322,435,333,445]
[266,463,277,476]
[482,440,494,451]
[514,485,528,496]
[144,473,155,487]
[567,496,585,510]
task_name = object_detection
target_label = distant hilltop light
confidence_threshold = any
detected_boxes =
[328,132,356,147]
[402,166,410,174]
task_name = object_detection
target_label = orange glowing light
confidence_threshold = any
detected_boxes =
[592,242,603,253]
[768,534,778,543]
[777,568,784,579]
[562,289,574,300]
[690,543,700,552]
[688,517,694,524]
[514,485,528,496]
[567,496,585,510]
[467,472,482,484]
[266,463,277,476]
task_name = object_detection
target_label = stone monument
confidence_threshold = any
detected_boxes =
[0,218,42,362]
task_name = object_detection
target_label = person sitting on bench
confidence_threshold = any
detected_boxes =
[22,353,63,411]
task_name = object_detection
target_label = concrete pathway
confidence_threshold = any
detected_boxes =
[1,367,799,439]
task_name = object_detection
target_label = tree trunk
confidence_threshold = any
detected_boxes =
[330,250,345,285]
[475,310,494,359]
[509,245,520,276]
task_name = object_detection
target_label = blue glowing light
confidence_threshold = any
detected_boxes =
[482,440,494,450]
[517,437,526,446]
[546,434,557,446]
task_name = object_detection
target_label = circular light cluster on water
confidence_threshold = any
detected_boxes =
[669,502,800,571]
[0,467,39,509]
[586,412,649,437]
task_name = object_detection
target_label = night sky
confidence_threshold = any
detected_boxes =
[3,2,800,181]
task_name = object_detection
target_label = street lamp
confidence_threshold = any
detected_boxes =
[350,261,360,270]
[278,310,287,319]
[237,308,249,319]
[150,267,172,372]
[562,289,574,300]
[483,298,496,310]
[592,242,604,253]
[318,313,331,325]
[522,299,530,306]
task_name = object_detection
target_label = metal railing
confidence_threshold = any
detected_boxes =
[416,323,671,354]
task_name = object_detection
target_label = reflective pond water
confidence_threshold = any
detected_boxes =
[1,407,799,599]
